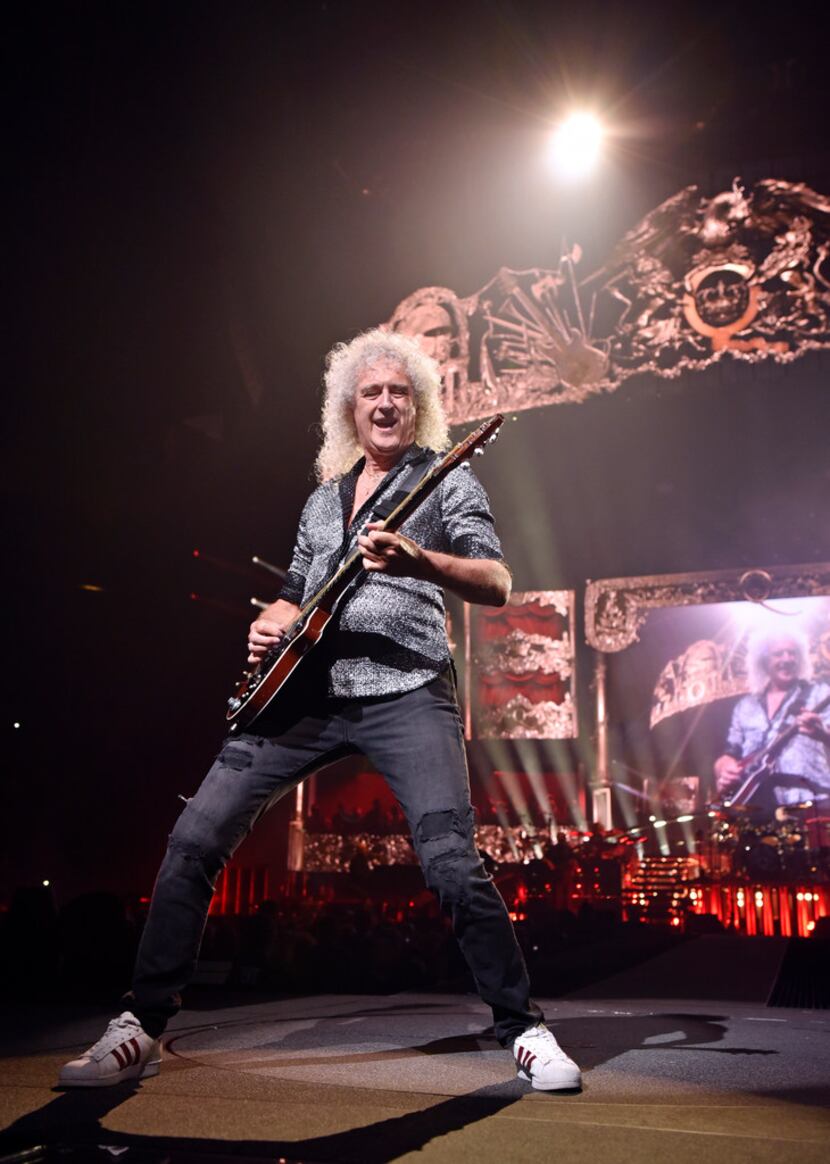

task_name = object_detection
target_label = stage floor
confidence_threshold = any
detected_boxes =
[2,990,829,1163]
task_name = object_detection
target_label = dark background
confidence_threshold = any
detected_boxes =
[5,0,830,901]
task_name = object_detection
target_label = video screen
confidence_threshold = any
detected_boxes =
[606,595,830,838]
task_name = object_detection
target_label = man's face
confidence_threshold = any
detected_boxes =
[766,638,800,687]
[353,359,417,463]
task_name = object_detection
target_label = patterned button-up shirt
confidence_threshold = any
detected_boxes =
[725,680,830,804]
[278,445,504,698]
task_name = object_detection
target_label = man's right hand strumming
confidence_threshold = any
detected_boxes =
[714,754,742,796]
[247,600,300,665]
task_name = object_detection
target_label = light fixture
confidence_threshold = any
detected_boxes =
[547,112,604,181]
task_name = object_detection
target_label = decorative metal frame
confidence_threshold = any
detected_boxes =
[584,561,830,787]
[384,180,830,426]
[585,562,830,654]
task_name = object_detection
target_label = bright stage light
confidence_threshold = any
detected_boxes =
[729,595,809,629]
[548,112,603,180]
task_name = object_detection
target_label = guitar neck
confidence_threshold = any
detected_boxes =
[298,458,446,616]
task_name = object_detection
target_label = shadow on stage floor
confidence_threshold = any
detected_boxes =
[1,1076,527,1163]
[2,994,829,1163]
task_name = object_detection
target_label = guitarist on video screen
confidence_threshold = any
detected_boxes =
[59,328,581,1093]
[714,631,830,815]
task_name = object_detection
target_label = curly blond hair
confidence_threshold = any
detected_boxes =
[746,628,812,695]
[315,328,450,481]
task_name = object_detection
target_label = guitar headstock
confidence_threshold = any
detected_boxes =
[442,414,504,469]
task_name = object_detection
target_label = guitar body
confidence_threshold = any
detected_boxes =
[720,754,775,811]
[721,690,830,809]
[740,740,777,777]
[734,748,774,784]
[227,603,335,731]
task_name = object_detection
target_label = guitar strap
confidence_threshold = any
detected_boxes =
[369,448,435,521]
[762,680,808,749]
[317,449,437,621]
[329,448,436,583]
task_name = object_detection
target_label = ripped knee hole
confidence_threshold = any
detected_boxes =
[415,807,473,844]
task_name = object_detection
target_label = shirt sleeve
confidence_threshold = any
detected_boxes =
[808,682,830,729]
[439,462,505,561]
[277,494,315,605]
[725,699,748,759]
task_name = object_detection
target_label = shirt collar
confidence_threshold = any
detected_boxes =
[338,444,425,529]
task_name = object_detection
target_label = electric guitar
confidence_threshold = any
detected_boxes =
[225,414,504,733]
[720,690,830,809]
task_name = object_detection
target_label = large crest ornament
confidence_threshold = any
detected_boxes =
[385,179,830,425]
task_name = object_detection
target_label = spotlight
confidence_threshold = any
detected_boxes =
[730,595,807,629]
[547,112,603,180]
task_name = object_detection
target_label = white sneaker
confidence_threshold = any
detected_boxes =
[58,1011,162,1088]
[513,1023,581,1091]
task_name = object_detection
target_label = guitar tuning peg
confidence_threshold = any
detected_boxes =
[474,447,485,455]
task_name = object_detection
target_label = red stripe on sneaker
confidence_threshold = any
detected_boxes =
[129,1037,141,1065]
[527,1053,537,1070]
[111,1045,127,1069]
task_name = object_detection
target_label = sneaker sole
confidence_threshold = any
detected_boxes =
[58,1057,161,1089]
[517,1066,582,1091]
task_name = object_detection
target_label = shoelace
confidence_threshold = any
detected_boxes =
[89,1015,141,1058]
[519,1028,571,1064]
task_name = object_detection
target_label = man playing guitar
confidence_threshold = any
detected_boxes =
[59,329,580,1093]
[715,631,830,814]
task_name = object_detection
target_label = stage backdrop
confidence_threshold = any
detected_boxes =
[465,590,576,740]
[384,179,830,423]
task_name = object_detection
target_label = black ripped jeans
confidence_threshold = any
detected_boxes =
[131,670,542,1045]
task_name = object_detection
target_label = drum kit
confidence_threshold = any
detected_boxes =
[705,794,830,882]
[615,763,830,882]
